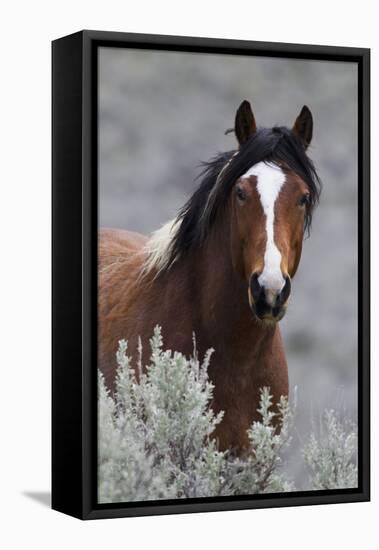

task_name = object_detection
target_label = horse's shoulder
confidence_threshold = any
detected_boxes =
[99,227,147,272]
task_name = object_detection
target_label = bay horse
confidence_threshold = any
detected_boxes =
[99,100,321,451]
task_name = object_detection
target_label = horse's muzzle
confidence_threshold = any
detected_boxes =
[249,273,291,322]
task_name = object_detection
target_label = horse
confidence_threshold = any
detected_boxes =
[98,100,321,451]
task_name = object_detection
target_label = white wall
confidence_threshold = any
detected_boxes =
[0,1,376,548]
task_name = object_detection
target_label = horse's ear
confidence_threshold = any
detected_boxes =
[292,105,313,149]
[235,100,257,146]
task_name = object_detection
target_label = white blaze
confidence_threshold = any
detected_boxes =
[242,161,286,306]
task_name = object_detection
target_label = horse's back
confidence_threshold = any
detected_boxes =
[98,227,149,388]
[99,227,147,272]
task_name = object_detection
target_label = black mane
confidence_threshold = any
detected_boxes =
[167,126,321,268]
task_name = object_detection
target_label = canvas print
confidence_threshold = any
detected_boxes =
[97,47,358,504]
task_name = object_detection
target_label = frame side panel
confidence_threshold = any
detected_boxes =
[52,32,84,519]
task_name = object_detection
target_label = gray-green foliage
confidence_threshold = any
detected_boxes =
[98,327,357,503]
[303,409,358,490]
[98,328,224,502]
[221,388,294,495]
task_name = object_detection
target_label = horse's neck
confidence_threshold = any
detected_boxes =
[152,221,285,452]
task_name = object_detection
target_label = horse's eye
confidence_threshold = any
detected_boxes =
[236,186,247,202]
[298,193,310,207]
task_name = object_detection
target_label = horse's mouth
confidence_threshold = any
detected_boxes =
[248,289,288,323]
[253,307,287,324]
[262,308,286,322]
[247,276,291,324]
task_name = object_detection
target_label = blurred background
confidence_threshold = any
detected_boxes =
[98,47,358,488]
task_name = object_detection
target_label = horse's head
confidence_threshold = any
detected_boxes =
[230,101,319,323]
[147,101,320,324]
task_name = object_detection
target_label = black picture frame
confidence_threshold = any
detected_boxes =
[52,30,370,520]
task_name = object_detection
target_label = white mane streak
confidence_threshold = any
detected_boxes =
[142,218,179,276]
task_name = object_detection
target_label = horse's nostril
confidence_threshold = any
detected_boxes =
[250,272,263,303]
[277,276,291,306]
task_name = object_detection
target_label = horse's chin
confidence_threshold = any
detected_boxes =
[255,314,284,327]
[260,309,287,325]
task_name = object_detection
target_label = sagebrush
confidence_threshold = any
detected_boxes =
[98,326,357,503]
